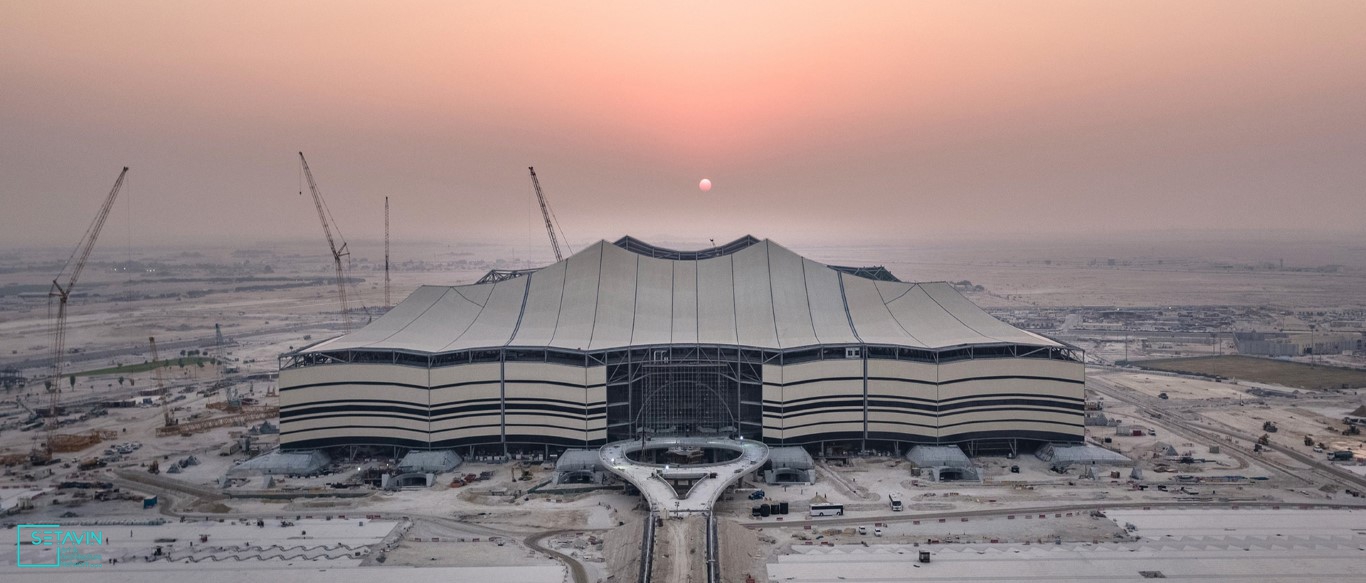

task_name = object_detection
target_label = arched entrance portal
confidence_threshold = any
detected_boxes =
[634,375,736,436]
[604,348,765,442]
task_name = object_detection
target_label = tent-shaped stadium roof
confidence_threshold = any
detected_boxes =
[304,237,1060,354]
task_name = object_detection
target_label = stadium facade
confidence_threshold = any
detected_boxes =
[279,236,1084,453]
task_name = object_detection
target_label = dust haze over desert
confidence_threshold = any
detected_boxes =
[3,3,1366,583]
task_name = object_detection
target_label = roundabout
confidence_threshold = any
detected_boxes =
[599,436,769,516]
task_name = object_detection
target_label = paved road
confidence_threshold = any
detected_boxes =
[737,498,1366,530]
[525,530,589,583]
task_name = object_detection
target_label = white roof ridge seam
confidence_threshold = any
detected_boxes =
[434,280,503,353]
[921,284,1007,345]
[363,287,457,349]
[873,281,925,346]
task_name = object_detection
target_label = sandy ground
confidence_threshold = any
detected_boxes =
[651,515,705,583]
[602,504,645,582]
[1097,370,1249,400]
[385,520,551,567]
[718,517,767,583]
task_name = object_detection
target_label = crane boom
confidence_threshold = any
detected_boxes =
[47,167,128,450]
[528,167,572,262]
[298,152,352,333]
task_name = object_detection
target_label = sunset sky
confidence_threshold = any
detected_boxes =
[2,1,1365,250]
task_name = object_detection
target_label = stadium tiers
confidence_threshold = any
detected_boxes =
[279,237,1084,451]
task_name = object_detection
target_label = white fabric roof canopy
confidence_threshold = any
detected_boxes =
[307,238,1060,354]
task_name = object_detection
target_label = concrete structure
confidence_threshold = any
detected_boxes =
[228,449,330,477]
[1235,331,1363,356]
[764,446,815,484]
[554,449,609,484]
[599,436,768,515]
[397,449,463,473]
[906,445,978,481]
[279,236,1084,453]
[767,509,1366,583]
[1035,443,1132,467]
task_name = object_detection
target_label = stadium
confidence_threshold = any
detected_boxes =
[279,236,1084,455]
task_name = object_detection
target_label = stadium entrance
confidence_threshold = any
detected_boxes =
[605,347,764,442]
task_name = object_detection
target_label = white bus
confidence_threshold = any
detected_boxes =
[888,493,903,511]
[809,503,845,517]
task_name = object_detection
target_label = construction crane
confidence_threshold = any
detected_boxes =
[148,337,175,428]
[46,167,129,452]
[528,167,572,262]
[298,152,353,333]
[213,323,240,410]
[384,196,390,308]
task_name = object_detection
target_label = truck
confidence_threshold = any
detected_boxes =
[1330,450,1354,462]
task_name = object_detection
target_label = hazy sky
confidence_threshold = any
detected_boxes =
[3,1,1365,251]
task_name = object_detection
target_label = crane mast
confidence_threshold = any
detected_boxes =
[384,196,390,308]
[528,167,572,262]
[298,152,353,333]
[148,337,174,428]
[46,167,128,450]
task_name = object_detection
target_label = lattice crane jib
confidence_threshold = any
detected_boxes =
[46,167,128,450]
[528,167,572,262]
[298,152,353,333]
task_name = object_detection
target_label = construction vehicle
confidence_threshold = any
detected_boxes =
[298,152,355,333]
[528,167,572,261]
[148,337,176,429]
[44,167,129,457]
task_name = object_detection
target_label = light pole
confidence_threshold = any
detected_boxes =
[1309,324,1317,367]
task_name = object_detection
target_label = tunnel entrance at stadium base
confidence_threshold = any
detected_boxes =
[558,470,596,484]
[605,347,765,442]
[769,468,809,484]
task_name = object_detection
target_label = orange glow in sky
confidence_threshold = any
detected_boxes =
[2,1,1365,247]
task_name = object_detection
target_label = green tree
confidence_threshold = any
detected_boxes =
[118,376,125,386]
[68,375,75,390]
